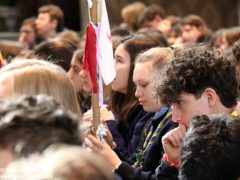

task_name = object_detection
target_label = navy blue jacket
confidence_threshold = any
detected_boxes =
[115,106,178,180]
[106,105,155,163]
[141,107,177,172]
[115,160,178,180]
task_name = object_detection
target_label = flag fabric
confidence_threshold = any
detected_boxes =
[83,23,98,93]
[87,0,92,8]
[84,0,116,103]
[97,0,116,85]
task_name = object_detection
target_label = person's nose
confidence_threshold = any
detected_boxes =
[67,70,74,80]
[19,34,25,42]
[135,86,142,98]
[171,105,181,123]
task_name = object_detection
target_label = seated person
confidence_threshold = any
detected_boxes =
[85,47,177,179]
[0,94,83,169]
[0,59,81,115]
[179,114,240,180]
[179,14,211,44]
[1,145,115,180]
[18,17,38,50]
[68,49,92,113]
[155,44,238,178]
[33,38,77,71]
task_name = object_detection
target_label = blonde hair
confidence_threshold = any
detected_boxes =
[135,47,174,70]
[0,59,81,116]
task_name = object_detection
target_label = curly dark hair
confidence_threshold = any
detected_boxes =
[179,114,240,180]
[155,45,238,108]
[233,39,240,62]
[0,94,82,157]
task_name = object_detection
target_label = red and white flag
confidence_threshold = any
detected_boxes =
[84,0,115,104]
[83,24,98,93]
[97,0,116,85]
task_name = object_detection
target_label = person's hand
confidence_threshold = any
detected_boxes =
[82,105,114,124]
[162,124,187,163]
[98,123,114,148]
[85,134,122,170]
[100,105,114,122]
[82,109,93,126]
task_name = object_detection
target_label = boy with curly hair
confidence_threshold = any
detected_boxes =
[179,114,240,180]
[154,44,239,178]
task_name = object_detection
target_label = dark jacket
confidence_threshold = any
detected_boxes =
[115,160,178,180]
[140,107,178,172]
[106,105,155,163]
[114,106,179,180]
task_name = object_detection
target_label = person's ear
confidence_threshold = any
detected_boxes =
[204,88,217,107]
[197,26,204,35]
[51,19,58,30]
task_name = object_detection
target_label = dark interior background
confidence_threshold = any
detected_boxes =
[0,0,239,33]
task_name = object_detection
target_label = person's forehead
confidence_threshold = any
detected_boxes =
[38,12,51,19]
[161,19,171,24]
[134,63,152,80]
[20,25,34,31]
[182,25,195,31]
[71,58,82,68]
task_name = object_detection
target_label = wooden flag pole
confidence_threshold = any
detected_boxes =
[89,0,98,25]
[89,0,101,134]
[0,51,4,67]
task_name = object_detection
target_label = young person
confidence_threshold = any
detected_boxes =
[0,59,81,115]
[179,14,211,44]
[33,38,77,71]
[88,45,238,180]
[85,47,177,179]
[67,49,92,113]
[155,45,238,178]
[0,94,83,169]
[121,2,146,32]
[2,145,115,180]
[18,17,38,49]
[84,34,163,163]
[138,4,165,29]
[179,114,240,180]
[35,4,64,41]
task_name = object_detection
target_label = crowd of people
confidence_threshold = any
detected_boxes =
[0,2,240,180]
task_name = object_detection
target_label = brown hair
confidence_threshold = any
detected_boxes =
[33,38,77,71]
[121,2,146,31]
[21,17,36,29]
[57,30,81,48]
[225,26,240,46]
[138,4,165,27]
[111,34,162,122]
[181,14,211,42]
[38,4,64,32]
